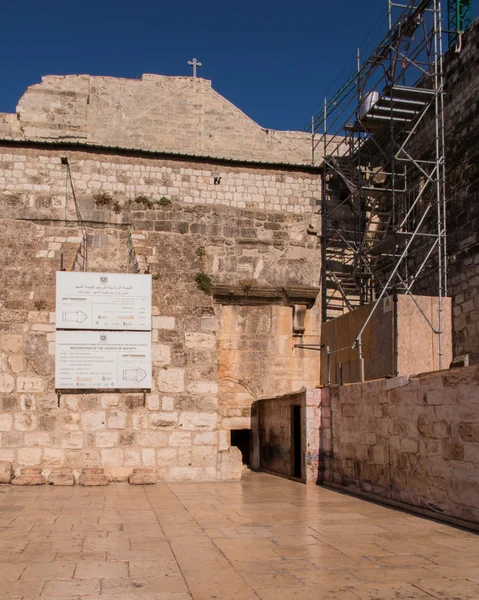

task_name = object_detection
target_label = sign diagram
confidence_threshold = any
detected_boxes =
[123,367,148,383]
[62,310,88,324]
[56,272,152,331]
[55,331,152,390]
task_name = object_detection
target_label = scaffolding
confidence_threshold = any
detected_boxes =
[312,0,447,373]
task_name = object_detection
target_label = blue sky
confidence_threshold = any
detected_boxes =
[1,1,476,131]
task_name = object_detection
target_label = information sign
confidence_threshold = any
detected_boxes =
[55,330,152,389]
[56,272,151,331]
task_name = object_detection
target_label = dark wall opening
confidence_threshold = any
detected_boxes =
[231,429,251,465]
[291,405,302,479]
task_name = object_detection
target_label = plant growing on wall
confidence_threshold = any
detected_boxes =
[195,272,212,295]
[93,192,113,207]
[133,196,172,209]
[134,195,153,209]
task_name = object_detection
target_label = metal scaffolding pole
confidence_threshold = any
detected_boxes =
[313,0,447,375]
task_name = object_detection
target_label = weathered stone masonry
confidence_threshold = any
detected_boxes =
[318,366,479,527]
[0,127,322,482]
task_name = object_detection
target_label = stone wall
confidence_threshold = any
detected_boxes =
[0,145,322,481]
[318,366,479,525]
[0,74,317,165]
[443,21,479,358]
[0,145,320,221]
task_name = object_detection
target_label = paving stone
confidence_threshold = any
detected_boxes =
[0,472,477,600]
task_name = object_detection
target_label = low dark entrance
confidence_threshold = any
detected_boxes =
[291,405,302,479]
[231,429,251,465]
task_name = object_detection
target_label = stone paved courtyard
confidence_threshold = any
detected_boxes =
[0,472,478,600]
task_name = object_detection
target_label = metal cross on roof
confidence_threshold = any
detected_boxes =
[188,58,202,77]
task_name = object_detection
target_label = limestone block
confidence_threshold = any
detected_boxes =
[137,431,168,447]
[47,468,75,486]
[61,432,84,449]
[146,394,160,410]
[0,450,15,463]
[129,467,157,485]
[417,413,448,439]
[1,334,22,353]
[16,376,45,393]
[36,395,56,410]
[191,446,217,467]
[99,394,120,409]
[157,448,177,466]
[194,432,218,446]
[79,468,109,486]
[459,423,479,442]
[157,368,185,393]
[101,448,124,467]
[0,373,15,393]
[14,413,37,432]
[185,332,216,349]
[222,417,251,430]
[63,413,81,431]
[24,432,50,447]
[442,440,465,461]
[96,431,119,447]
[0,461,13,484]
[124,449,141,467]
[161,396,175,411]
[179,412,217,431]
[200,317,217,331]
[8,355,23,373]
[81,411,106,431]
[152,316,175,330]
[43,448,65,467]
[169,432,191,446]
[169,466,204,481]
[0,414,13,431]
[20,395,35,411]
[152,344,171,365]
[132,412,149,430]
[220,447,243,481]
[12,467,46,486]
[142,448,156,466]
[149,412,178,429]
[187,381,219,394]
[107,411,127,429]
[64,396,80,411]
[219,429,230,451]
[400,438,419,453]
[17,448,42,466]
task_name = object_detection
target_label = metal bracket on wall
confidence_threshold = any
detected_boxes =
[293,343,324,351]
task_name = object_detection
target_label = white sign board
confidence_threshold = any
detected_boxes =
[55,331,152,389]
[56,272,151,331]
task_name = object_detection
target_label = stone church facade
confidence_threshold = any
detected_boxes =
[0,74,322,482]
